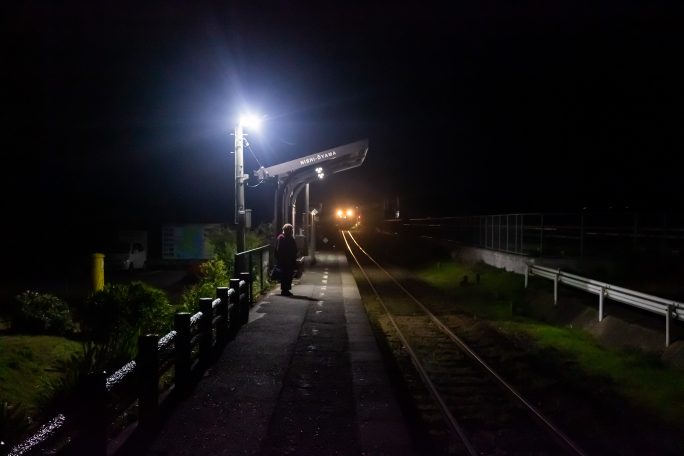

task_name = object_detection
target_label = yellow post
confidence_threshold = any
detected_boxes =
[92,253,105,292]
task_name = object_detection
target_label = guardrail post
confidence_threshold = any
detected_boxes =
[599,287,605,322]
[553,270,560,306]
[240,271,252,309]
[83,370,108,456]
[174,312,191,394]
[216,287,229,345]
[199,298,213,365]
[230,278,241,335]
[666,305,674,347]
[524,265,529,289]
[138,334,160,432]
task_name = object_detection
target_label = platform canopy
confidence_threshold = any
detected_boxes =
[256,139,368,180]
[255,139,369,233]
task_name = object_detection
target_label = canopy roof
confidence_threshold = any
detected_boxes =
[257,139,368,181]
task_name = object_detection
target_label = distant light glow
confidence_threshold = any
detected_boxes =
[336,209,344,217]
[239,114,262,131]
[315,167,323,173]
[346,209,354,217]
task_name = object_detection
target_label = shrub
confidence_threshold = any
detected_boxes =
[13,291,75,336]
[179,258,228,313]
[80,282,173,365]
[207,228,236,278]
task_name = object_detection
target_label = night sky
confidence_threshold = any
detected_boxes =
[4,1,683,257]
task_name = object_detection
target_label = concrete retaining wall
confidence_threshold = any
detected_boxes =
[449,246,615,276]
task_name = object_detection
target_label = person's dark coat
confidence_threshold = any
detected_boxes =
[275,232,297,271]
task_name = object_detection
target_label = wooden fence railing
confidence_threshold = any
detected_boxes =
[7,276,253,456]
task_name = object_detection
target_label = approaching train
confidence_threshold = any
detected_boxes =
[334,206,361,229]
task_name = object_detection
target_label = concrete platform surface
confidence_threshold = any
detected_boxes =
[143,251,416,456]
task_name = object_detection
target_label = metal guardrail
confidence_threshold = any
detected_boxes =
[8,279,252,456]
[525,264,682,347]
[235,244,271,299]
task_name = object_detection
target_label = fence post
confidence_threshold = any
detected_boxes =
[599,287,605,322]
[498,215,502,250]
[83,370,107,456]
[506,214,510,251]
[521,214,525,254]
[138,334,159,432]
[240,271,252,308]
[199,298,213,366]
[216,287,229,345]
[248,253,254,295]
[514,215,518,253]
[524,265,529,289]
[230,278,241,335]
[553,270,559,306]
[260,250,264,292]
[174,312,191,395]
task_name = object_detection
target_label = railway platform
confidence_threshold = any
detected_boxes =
[143,250,416,456]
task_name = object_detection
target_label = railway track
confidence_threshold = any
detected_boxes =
[341,230,587,456]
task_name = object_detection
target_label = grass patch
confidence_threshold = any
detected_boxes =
[415,259,684,426]
[0,335,81,412]
[495,322,684,424]
[417,261,526,320]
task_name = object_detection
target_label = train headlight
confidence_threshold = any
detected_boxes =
[346,209,354,217]
[336,209,344,218]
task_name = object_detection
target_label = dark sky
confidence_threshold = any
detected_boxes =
[4,1,684,250]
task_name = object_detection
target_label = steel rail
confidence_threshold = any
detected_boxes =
[341,231,478,456]
[345,231,588,456]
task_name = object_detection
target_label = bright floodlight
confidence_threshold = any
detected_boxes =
[239,114,262,130]
[336,209,343,217]
[346,209,354,217]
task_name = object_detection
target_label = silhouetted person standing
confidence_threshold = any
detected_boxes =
[275,223,297,296]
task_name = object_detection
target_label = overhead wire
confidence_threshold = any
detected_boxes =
[244,137,268,188]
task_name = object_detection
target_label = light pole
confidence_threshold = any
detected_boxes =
[234,121,246,259]
[234,114,261,271]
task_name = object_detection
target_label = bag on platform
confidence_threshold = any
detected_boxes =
[269,265,282,281]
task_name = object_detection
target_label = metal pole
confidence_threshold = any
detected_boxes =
[310,212,316,265]
[515,215,518,253]
[498,215,501,250]
[305,183,310,254]
[599,287,605,322]
[506,215,509,252]
[273,180,281,233]
[235,124,246,263]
